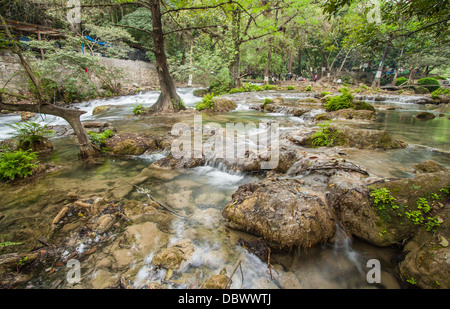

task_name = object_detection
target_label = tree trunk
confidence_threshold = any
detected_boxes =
[264,46,272,85]
[231,7,242,88]
[148,0,183,112]
[0,100,98,159]
[372,40,391,89]
[297,47,302,76]
[391,45,405,86]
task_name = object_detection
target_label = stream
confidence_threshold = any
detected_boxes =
[0,88,448,289]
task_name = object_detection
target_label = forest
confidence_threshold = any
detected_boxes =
[0,0,449,293]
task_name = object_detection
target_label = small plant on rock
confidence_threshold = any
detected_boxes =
[311,121,343,147]
[0,149,39,181]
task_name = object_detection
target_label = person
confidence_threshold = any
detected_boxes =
[314,74,318,83]
[337,78,342,85]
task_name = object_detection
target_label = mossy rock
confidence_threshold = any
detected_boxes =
[350,101,376,112]
[212,98,237,112]
[415,112,436,120]
[104,133,158,155]
[414,86,430,94]
[92,105,116,115]
[193,89,209,97]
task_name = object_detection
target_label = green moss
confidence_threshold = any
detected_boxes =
[418,77,441,92]
[325,93,354,111]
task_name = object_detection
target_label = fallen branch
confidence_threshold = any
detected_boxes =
[307,164,370,176]
[226,260,243,289]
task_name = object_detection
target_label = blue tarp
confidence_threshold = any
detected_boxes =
[84,35,111,48]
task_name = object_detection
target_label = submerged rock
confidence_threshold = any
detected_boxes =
[314,109,376,121]
[201,269,231,289]
[415,112,436,120]
[414,160,447,174]
[222,179,336,250]
[152,240,195,270]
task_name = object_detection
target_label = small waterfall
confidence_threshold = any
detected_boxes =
[332,224,364,274]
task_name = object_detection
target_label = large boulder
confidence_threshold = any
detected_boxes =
[222,179,337,250]
[212,98,237,112]
[327,171,450,247]
[104,133,159,155]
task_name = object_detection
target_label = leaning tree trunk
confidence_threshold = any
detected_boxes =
[264,46,272,85]
[148,0,184,112]
[0,100,98,159]
[372,39,391,89]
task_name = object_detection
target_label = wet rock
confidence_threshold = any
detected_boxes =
[83,122,116,133]
[93,214,116,234]
[201,269,231,289]
[51,206,70,229]
[21,112,35,121]
[414,160,447,174]
[237,238,269,262]
[18,137,55,153]
[415,112,436,120]
[211,98,237,112]
[399,228,450,289]
[92,105,116,115]
[222,179,336,250]
[314,109,376,121]
[328,171,450,247]
[152,240,195,270]
[104,133,159,155]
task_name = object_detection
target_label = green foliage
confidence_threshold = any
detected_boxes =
[288,85,296,90]
[0,241,23,248]
[7,121,54,146]
[305,85,312,91]
[133,104,145,116]
[395,77,408,86]
[263,85,277,90]
[370,187,403,222]
[321,91,332,97]
[417,78,441,92]
[431,88,450,100]
[87,130,115,146]
[0,149,39,181]
[195,93,215,111]
[325,92,354,111]
[311,121,343,147]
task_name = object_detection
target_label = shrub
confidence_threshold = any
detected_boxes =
[0,149,39,181]
[7,121,54,146]
[195,93,215,111]
[288,85,296,90]
[311,121,343,147]
[325,93,354,111]
[305,85,312,91]
[395,77,408,86]
[431,88,450,100]
[418,78,441,92]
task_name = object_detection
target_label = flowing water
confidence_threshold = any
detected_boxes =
[1,88,448,289]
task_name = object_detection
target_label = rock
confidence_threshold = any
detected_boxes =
[18,137,55,153]
[92,105,115,115]
[414,86,430,94]
[201,269,231,289]
[212,98,237,112]
[328,171,450,247]
[152,240,195,270]
[104,133,158,155]
[415,112,436,120]
[193,89,209,97]
[93,214,116,234]
[21,112,35,121]
[414,160,447,174]
[222,179,336,250]
[399,228,450,289]
[314,109,376,121]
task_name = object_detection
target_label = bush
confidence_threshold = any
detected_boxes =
[0,149,39,181]
[325,93,354,112]
[305,85,312,91]
[195,93,215,111]
[288,85,296,90]
[431,88,450,100]
[311,121,343,147]
[263,84,276,90]
[395,76,408,86]
[418,78,441,92]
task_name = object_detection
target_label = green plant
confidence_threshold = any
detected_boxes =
[417,77,441,92]
[405,210,424,225]
[369,187,404,221]
[195,93,215,111]
[263,84,276,90]
[424,216,441,232]
[7,121,54,146]
[431,88,450,99]
[0,241,23,248]
[263,98,273,108]
[311,121,343,147]
[0,149,39,181]
[133,104,145,116]
[87,130,115,146]
[325,92,354,111]
[416,198,430,214]
[321,91,332,97]
[406,277,416,285]
[288,85,296,90]
[305,85,312,91]
[395,76,408,86]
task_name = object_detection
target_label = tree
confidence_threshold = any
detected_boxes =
[0,13,99,159]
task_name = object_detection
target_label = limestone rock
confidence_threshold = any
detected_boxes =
[152,240,194,270]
